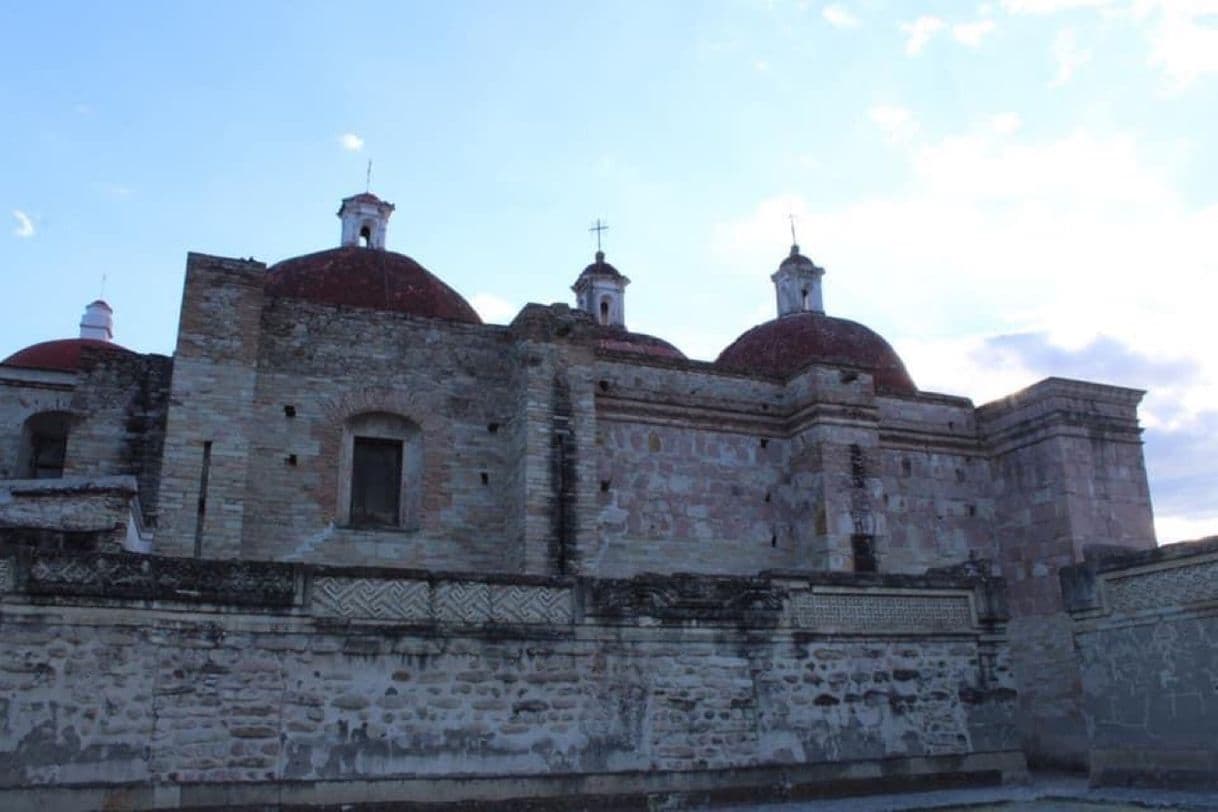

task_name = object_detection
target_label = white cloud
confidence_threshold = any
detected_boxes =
[754,59,770,72]
[1146,1,1218,91]
[11,210,34,238]
[470,293,518,324]
[901,15,946,55]
[338,132,365,152]
[953,19,998,46]
[1001,0,1113,12]
[989,111,1023,134]
[1050,27,1091,86]
[999,0,1218,91]
[868,105,919,143]
[822,3,861,28]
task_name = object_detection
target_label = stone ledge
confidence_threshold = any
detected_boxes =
[1,547,297,607]
[0,750,1026,812]
[0,547,1007,634]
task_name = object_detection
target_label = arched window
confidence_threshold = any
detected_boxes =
[801,287,810,311]
[19,411,71,479]
[359,224,372,247]
[599,298,610,325]
[337,412,421,529]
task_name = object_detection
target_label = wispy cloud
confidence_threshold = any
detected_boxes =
[868,105,919,143]
[822,3,861,29]
[338,132,365,152]
[989,111,1023,134]
[11,210,34,238]
[1000,0,1112,12]
[953,20,997,47]
[1050,27,1091,86]
[1146,3,1218,93]
[901,16,946,55]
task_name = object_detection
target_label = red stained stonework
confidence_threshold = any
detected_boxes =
[265,247,482,324]
[2,338,134,372]
[716,312,916,394]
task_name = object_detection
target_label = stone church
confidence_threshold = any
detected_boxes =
[3,191,1206,808]
[0,189,1156,598]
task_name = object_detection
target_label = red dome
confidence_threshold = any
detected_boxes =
[265,247,482,324]
[596,328,685,360]
[2,338,134,372]
[716,312,916,394]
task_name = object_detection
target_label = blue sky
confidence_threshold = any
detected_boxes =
[3,0,1216,542]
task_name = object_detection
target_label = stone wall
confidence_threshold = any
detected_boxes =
[0,548,1024,809]
[1061,538,1218,788]
[64,350,172,529]
[240,298,523,570]
[157,253,268,560]
[977,378,1156,772]
[979,377,1155,615]
[877,394,996,575]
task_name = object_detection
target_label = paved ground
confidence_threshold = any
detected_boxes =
[724,774,1218,811]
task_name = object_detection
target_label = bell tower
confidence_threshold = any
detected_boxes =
[771,243,826,317]
[338,192,395,250]
[78,300,114,340]
[572,219,630,328]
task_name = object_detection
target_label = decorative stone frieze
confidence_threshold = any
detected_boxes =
[1104,556,1218,613]
[312,575,430,621]
[790,589,974,634]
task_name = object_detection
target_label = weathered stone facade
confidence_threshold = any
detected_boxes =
[0,547,1023,808]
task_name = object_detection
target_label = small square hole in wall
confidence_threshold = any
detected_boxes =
[480,472,489,485]
[764,492,771,503]
[286,454,297,466]
[598,380,610,392]
[600,480,611,492]
[487,422,500,434]
[283,405,296,418]
[759,438,769,449]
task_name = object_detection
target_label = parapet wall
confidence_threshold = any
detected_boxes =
[0,549,1024,810]
[1061,538,1218,788]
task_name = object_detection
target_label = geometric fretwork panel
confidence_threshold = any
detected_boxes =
[791,591,974,634]
[1106,558,1218,614]
[490,585,573,624]
[312,576,429,621]
[434,581,491,624]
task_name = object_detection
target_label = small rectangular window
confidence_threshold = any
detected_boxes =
[350,436,402,527]
[30,432,67,479]
[851,534,877,573]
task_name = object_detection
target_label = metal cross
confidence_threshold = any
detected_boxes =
[788,213,799,246]
[366,160,373,193]
[589,219,609,253]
